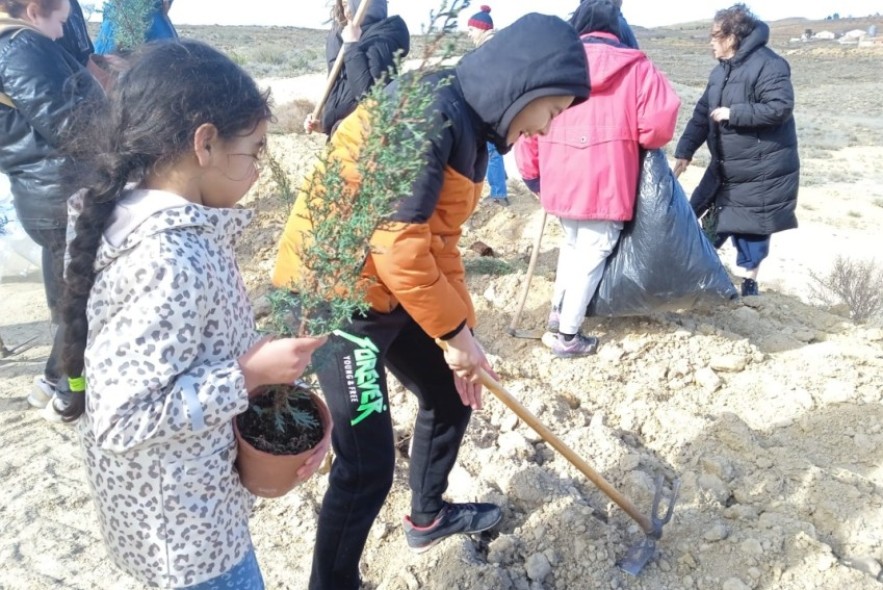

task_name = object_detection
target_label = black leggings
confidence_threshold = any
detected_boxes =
[21,226,69,390]
[308,306,471,590]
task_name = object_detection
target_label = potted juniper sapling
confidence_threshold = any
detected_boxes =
[233,289,334,498]
[233,1,462,497]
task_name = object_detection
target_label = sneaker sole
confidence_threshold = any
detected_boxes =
[407,511,503,554]
[27,392,51,409]
[27,388,52,409]
[551,348,598,359]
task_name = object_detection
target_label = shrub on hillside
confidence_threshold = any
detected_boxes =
[809,255,883,322]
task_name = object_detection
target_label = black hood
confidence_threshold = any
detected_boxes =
[456,13,590,153]
[731,20,769,65]
[362,15,409,54]
[326,15,410,67]
[569,0,622,37]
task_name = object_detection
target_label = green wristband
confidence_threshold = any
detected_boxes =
[68,376,86,393]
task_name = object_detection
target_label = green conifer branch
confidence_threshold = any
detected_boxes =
[275,0,471,338]
[103,0,154,52]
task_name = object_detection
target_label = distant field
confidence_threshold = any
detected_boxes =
[86,15,881,81]
[84,24,473,78]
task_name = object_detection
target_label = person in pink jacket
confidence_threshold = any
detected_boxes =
[515,0,680,358]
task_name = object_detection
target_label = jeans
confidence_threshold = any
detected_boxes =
[309,306,471,590]
[486,142,508,198]
[183,548,264,590]
[715,233,771,271]
[20,226,70,397]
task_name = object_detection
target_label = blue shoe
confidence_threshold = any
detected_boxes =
[483,196,510,207]
[741,278,759,297]
[403,502,502,554]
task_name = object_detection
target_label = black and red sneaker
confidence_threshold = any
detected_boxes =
[403,502,502,554]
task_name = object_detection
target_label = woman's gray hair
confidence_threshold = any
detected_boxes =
[714,3,758,45]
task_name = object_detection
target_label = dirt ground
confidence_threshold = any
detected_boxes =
[2,18,883,590]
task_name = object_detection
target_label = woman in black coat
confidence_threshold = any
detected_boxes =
[674,3,799,297]
[305,0,409,137]
[0,0,103,417]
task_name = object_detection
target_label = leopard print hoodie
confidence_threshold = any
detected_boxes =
[76,190,259,588]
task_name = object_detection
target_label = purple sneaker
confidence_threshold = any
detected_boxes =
[546,332,598,358]
[547,310,560,333]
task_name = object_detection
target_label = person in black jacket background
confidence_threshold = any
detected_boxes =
[674,3,799,297]
[305,0,409,136]
[56,0,92,65]
[0,0,104,418]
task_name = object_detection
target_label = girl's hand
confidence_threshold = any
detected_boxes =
[441,327,498,410]
[341,5,362,43]
[673,158,691,178]
[341,22,362,43]
[238,336,328,393]
[294,423,333,483]
[303,113,323,134]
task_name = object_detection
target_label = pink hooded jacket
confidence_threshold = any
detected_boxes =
[515,32,680,221]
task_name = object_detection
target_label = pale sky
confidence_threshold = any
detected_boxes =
[150,0,881,30]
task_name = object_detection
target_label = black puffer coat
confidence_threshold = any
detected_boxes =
[675,21,799,236]
[322,15,410,134]
[0,22,102,230]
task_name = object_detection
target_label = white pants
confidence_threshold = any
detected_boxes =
[552,219,623,335]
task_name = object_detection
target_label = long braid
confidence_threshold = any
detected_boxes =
[60,157,138,421]
[56,39,271,422]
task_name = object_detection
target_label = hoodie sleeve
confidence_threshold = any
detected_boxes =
[727,57,794,129]
[515,135,541,194]
[87,254,250,454]
[0,32,100,147]
[675,84,711,160]
[368,119,474,339]
[635,60,681,150]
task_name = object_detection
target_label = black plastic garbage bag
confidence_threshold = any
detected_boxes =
[587,149,737,317]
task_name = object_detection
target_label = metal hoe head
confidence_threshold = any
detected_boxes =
[617,475,681,576]
[507,327,544,340]
[0,335,37,359]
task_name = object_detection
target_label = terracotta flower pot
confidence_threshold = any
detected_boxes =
[234,392,332,498]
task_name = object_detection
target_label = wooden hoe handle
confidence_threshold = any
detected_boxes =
[311,0,374,122]
[476,367,654,533]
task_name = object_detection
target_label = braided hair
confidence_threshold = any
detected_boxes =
[60,40,271,421]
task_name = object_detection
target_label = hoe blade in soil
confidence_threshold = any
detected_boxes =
[617,475,681,576]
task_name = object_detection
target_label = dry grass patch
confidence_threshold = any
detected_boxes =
[271,99,315,135]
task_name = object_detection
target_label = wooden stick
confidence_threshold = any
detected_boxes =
[476,366,653,533]
[310,0,374,125]
[440,330,654,534]
[508,211,547,335]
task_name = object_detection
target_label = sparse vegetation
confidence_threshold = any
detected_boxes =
[464,257,519,276]
[271,99,316,135]
[809,255,883,322]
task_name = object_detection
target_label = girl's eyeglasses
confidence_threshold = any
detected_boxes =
[226,152,263,181]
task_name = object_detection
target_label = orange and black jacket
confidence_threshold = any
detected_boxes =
[274,13,590,340]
